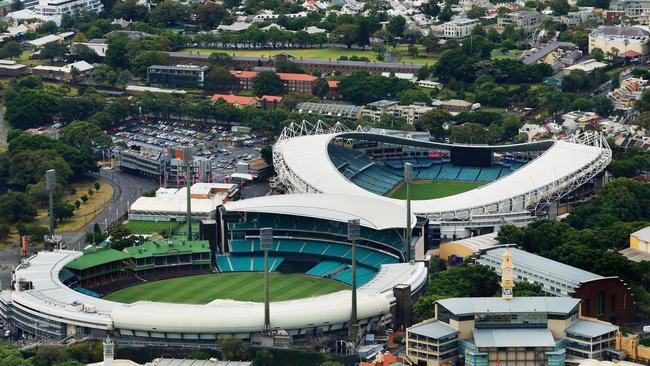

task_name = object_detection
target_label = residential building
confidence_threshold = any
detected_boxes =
[147,65,208,88]
[560,8,602,29]
[521,42,581,67]
[621,226,650,262]
[564,59,608,74]
[608,0,650,24]
[608,77,648,109]
[588,26,650,56]
[477,246,637,323]
[0,60,29,76]
[362,100,433,124]
[498,11,544,32]
[405,250,620,366]
[442,18,479,39]
[229,70,318,94]
[211,93,283,109]
[32,60,94,81]
[431,99,473,113]
[118,146,214,186]
[32,0,102,17]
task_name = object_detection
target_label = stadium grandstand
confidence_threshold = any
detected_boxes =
[0,193,427,347]
[273,121,611,245]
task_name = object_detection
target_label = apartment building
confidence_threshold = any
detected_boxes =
[442,18,479,39]
[608,0,650,24]
[229,70,317,94]
[147,65,208,88]
[32,0,102,16]
[362,100,433,124]
[588,26,650,56]
[498,11,544,32]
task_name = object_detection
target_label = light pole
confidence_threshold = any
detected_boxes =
[46,169,56,238]
[347,218,360,338]
[260,227,273,333]
[404,163,413,262]
[183,147,193,241]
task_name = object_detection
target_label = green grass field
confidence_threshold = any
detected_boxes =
[180,47,379,61]
[387,180,484,200]
[103,272,350,304]
[124,220,183,235]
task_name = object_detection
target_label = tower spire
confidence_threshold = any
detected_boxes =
[501,248,515,300]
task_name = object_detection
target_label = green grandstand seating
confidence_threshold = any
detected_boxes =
[306,261,348,277]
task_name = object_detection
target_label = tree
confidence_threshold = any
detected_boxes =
[450,123,494,144]
[591,47,605,62]
[550,0,570,15]
[387,15,406,38]
[117,70,133,90]
[6,88,60,129]
[254,350,274,366]
[40,41,67,63]
[314,78,329,99]
[60,120,112,151]
[204,67,239,93]
[513,282,546,296]
[434,49,476,83]
[635,89,650,111]
[252,71,284,96]
[132,51,170,77]
[150,0,189,25]
[0,41,22,60]
[399,89,430,105]
[592,95,614,117]
[106,35,130,69]
[332,24,358,49]
[11,0,23,10]
[0,192,36,222]
[467,5,487,18]
[420,34,439,54]
[320,362,345,366]
[196,2,226,29]
[69,44,100,63]
[33,345,68,366]
[219,338,249,361]
[53,201,75,223]
[438,4,453,21]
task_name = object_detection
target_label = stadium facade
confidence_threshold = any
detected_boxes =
[0,194,427,347]
[273,121,612,244]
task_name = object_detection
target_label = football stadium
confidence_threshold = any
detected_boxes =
[0,194,427,346]
[273,121,612,242]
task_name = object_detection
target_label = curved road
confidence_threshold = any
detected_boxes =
[60,168,157,250]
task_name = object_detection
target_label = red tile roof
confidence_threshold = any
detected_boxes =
[229,70,258,78]
[211,93,256,106]
[277,72,318,81]
[619,50,641,57]
[328,80,340,88]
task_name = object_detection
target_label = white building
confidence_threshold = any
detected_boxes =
[442,18,479,39]
[588,26,650,56]
[498,11,544,32]
[33,0,103,17]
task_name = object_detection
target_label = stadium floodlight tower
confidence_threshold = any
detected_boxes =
[347,218,360,338]
[404,163,413,262]
[46,169,56,237]
[260,227,273,333]
[183,147,193,241]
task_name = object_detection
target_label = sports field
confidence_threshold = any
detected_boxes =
[180,47,379,61]
[124,220,183,235]
[103,272,350,304]
[387,180,484,200]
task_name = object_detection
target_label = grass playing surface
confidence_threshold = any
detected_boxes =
[387,180,484,200]
[124,220,182,235]
[103,272,350,304]
[180,47,379,61]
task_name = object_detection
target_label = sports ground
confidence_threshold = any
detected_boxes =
[124,220,184,235]
[103,272,350,304]
[387,180,484,200]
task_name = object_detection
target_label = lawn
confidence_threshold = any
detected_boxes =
[387,180,484,200]
[124,220,183,235]
[103,272,350,304]
[180,47,379,61]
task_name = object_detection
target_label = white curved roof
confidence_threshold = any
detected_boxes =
[275,132,607,215]
[224,193,416,230]
[112,291,389,333]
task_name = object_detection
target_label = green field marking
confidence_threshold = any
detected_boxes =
[103,272,350,304]
[387,180,484,200]
[124,220,183,235]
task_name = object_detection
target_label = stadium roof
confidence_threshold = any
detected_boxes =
[145,359,252,366]
[477,247,602,285]
[473,328,555,348]
[408,320,458,339]
[224,194,417,230]
[130,196,219,214]
[111,291,390,333]
[565,320,618,339]
[436,297,580,316]
[274,131,607,216]
[447,232,499,253]
[66,247,131,271]
[124,240,211,259]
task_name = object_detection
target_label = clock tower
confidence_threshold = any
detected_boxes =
[500,248,515,300]
[103,335,114,366]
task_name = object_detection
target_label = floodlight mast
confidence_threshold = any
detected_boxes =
[347,218,360,337]
[404,163,413,262]
[183,148,193,241]
[260,227,273,333]
[46,169,56,237]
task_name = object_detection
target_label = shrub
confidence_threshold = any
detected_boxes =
[81,194,88,202]
[94,181,100,191]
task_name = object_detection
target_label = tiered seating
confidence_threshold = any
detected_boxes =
[216,255,233,272]
[229,256,252,271]
[306,261,348,277]
[230,239,254,253]
[252,256,284,271]
[351,165,403,195]
[476,166,502,182]
[333,266,377,286]
[416,164,442,179]
[457,167,481,182]
[437,164,462,180]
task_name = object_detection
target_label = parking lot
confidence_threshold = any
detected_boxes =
[110,120,268,181]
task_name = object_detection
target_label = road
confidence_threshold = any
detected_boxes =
[60,168,157,250]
